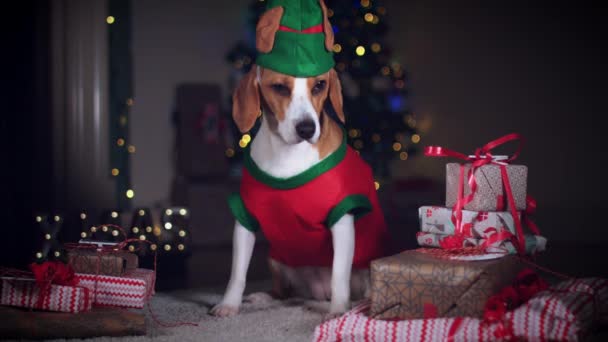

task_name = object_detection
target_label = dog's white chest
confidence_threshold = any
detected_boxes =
[250,119,321,178]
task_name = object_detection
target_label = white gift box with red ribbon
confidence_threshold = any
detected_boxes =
[419,205,519,238]
[0,277,92,313]
[416,231,547,254]
[313,278,608,342]
[74,268,155,309]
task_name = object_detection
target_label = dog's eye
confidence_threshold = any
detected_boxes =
[270,83,290,97]
[311,80,326,95]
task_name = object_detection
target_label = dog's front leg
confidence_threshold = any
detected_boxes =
[328,214,355,318]
[210,221,256,317]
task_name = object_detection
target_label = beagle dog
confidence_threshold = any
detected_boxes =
[210,0,389,319]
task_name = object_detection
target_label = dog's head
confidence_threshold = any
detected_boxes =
[232,65,343,145]
[232,0,343,145]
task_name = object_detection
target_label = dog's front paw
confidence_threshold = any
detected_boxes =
[209,303,239,317]
[323,302,349,321]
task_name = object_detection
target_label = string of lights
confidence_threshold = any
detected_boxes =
[108,0,135,209]
[33,214,66,262]
[74,207,192,256]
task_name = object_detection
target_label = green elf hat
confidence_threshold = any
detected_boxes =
[255,0,335,77]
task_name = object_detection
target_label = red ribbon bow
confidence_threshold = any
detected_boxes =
[483,269,549,340]
[29,261,77,309]
[30,261,77,286]
[448,269,549,341]
[425,133,539,255]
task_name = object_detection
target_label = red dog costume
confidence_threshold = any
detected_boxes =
[229,134,389,268]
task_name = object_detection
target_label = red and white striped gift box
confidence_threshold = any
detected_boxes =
[0,277,92,313]
[313,278,607,342]
[74,268,155,309]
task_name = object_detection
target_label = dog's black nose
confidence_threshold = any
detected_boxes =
[296,119,316,140]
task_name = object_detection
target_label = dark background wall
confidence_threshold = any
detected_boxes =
[385,1,608,243]
[2,0,53,267]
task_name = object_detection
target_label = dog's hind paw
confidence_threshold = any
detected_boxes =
[209,303,239,317]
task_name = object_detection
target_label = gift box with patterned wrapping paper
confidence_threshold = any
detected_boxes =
[446,163,528,211]
[67,249,138,277]
[419,205,520,237]
[0,277,91,313]
[315,278,608,342]
[418,206,544,254]
[369,249,523,320]
[74,268,154,309]
[416,231,546,254]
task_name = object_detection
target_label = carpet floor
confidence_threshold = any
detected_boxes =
[29,280,329,342]
[9,277,608,342]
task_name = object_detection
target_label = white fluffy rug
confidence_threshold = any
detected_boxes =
[41,281,330,342]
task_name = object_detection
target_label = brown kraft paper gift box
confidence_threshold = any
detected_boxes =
[445,163,528,211]
[369,249,523,319]
[67,249,138,276]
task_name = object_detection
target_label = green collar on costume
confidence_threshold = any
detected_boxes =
[243,130,347,189]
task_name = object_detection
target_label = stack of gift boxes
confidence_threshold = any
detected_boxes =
[68,247,156,309]
[314,136,607,341]
[368,138,549,320]
[415,161,547,254]
[0,245,155,313]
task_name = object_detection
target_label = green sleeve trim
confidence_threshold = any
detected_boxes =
[227,193,259,232]
[326,195,372,229]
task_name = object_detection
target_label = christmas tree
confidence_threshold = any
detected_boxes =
[224,0,420,181]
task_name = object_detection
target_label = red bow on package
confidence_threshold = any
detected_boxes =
[29,261,78,309]
[482,269,549,340]
[29,261,77,286]
[425,133,540,255]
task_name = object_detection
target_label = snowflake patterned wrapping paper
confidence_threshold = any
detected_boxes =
[419,206,521,238]
[74,268,155,309]
[314,278,608,342]
[415,232,547,254]
[369,249,523,320]
[446,163,528,211]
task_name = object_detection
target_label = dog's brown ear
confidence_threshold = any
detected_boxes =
[319,0,334,51]
[233,66,260,133]
[256,6,284,53]
[328,68,344,123]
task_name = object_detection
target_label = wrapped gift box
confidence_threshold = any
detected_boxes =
[369,249,523,319]
[315,278,608,342]
[67,249,138,276]
[74,268,155,309]
[416,231,547,254]
[0,277,91,313]
[446,163,528,211]
[419,206,521,239]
